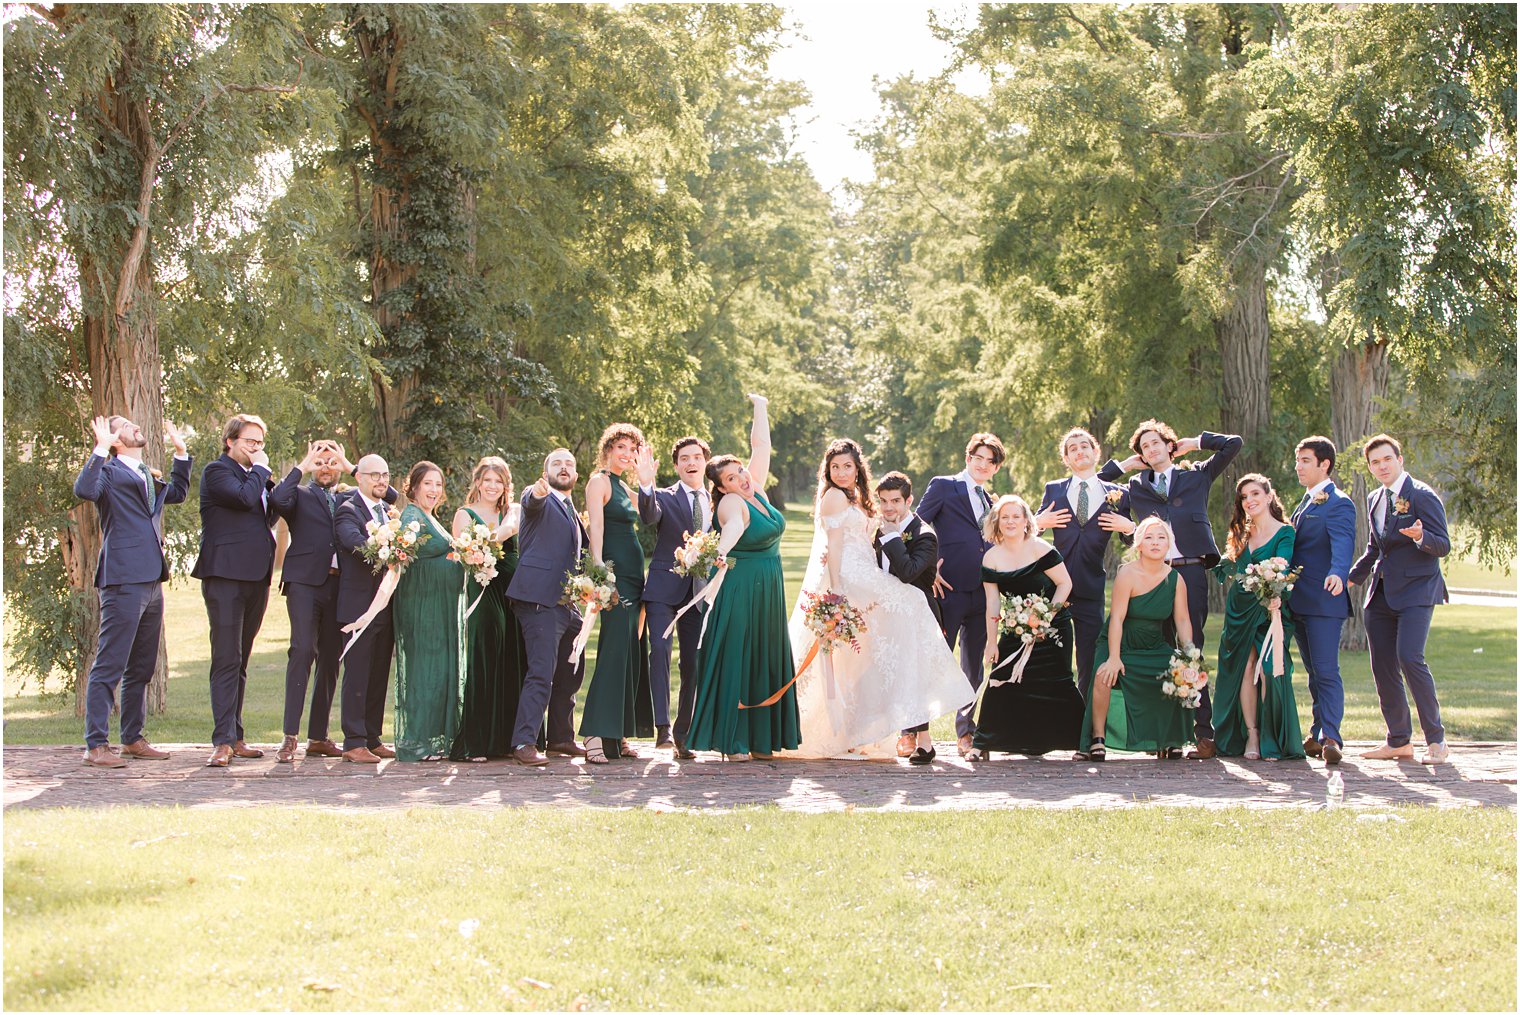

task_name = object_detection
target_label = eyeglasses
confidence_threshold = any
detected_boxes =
[967,453,999,466]
[236,437,265,449]
[358,471,390,479]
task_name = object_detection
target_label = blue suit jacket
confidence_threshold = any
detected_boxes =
[1287,483,1356,619]
[334,495,394,624]
[1348,475,1450,610]
[506,487,589,608]
[191,454,276,583]
[638,482,704,607]
[73,452,192,587]
[270,468,397,590]
[1098,431,1242,564]
[1036,478,1131,603]
[915,475,990,593]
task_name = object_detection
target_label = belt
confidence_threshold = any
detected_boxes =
[329,566,341,576]
[1169,557,1209,567]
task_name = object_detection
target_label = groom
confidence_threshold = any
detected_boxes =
[872,471,941,761]
[1099,419,1241,758]
[915,432,1003,758]
[636,435,713,760]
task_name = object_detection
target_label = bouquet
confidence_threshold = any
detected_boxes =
[673,529,732,581]
[798,590,870,655]
[561,552,619,664]
[1161,643,1210,709]
[359,509,429,576]
[449,522,503,588]
[997,593,1063,648]
[1238,556,1301,606]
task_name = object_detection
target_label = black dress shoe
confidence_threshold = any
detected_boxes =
[673,739,696,761]
[655,725,675,749]
[908,746,937,766]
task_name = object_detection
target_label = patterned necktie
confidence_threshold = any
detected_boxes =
[1155,472,1169,498]
[1076,481,1090,525]
[1379,489,1393,536]
[322,487,336,517]
[373,502,387,525]
[976,486,992,524]
[136,461,153,507]
[691,489,704,532]
[1294,491,1311,521]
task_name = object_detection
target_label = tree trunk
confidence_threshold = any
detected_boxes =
[1330,336,1390,650]
[1214,257,1271,480]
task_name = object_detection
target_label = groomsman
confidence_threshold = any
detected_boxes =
[507,448,590,766]
[916,432,1004,758]
[73,415,192,767]
[1348,434,1451,764]
[270,440,396,763]
[1099,419,1241,758]
[872,471,941,762]
[1035,427,1135,698]
[192,413,276,768]
[1288,436,1357,765]
[636,436,712,760]
[334,454,400,763]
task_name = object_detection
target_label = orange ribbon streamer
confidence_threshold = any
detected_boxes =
[739,637,819,710]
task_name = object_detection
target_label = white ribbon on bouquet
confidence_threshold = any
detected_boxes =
[662,563,731,648]
[339,568,401,661]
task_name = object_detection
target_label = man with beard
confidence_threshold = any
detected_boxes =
[506,448,590,766]
[73,414,192,767]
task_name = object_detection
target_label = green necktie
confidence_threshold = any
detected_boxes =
[1076,481,1090,525]
[323,487,336,517]
[976,486,992,524]
[691,489,704,531]
[136,461,153,506]
[1155,472,1169,498]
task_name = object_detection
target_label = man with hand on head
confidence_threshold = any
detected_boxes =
[73,414,192,767]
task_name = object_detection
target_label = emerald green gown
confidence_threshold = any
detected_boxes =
[449,508,534,759]
[686,491,800,755]
[1211,526,1306,759]
[579,473,651,747]
[1079,569,1194,754]
[392,505,466,761]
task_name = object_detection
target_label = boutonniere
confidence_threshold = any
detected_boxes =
[1174,461,1194,471]
[149,467,163,481]
[1312,491,1328,506]
[1104,489,1123,508]
[388,505,402,519]
[1394,496,1410,515]
[335,483,354,494]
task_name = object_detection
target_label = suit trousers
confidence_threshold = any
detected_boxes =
[1364,583,1444,747]
[202,576,270,746]
[282,575,341,739]
[1068,596,1104,700]
[1292,613,1346,747]
[340,612,393,751]
[940,586,987,738]
[1169,562,1215,739]
[84,581,163,749]
[511,599,586,749]
[646,597,702,739]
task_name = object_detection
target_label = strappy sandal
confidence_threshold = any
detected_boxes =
[964,747,985,763]
[1244,726,1261,761]
[585,737,609,765]
[618,739,642,760]
[723,752,752,762]
[1087,737,1107,762]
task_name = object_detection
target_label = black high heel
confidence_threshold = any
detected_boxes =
[1087,737,1107,762]
[909,745,937,766]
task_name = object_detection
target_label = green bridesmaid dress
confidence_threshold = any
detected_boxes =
[449,509,534,759]
[1079,569,1194,754]
[579,472,651,750]
[392,505,466,761]
[1210,525,1306,759]
[686,491,800,755]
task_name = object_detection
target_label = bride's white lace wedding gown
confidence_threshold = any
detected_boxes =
[785,504,975,758]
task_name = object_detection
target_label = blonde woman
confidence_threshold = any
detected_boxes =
[967,495,1083,762]
[1078,516,1194,761]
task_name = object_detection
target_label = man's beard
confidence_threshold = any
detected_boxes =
[548,473,575,492]
[119,432,148,449]
[313,474,340,489]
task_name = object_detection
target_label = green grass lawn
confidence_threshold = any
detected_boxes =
[4,807,1514,1011]
[5,506,1515,745]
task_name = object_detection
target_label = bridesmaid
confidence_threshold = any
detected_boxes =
[686,393,800,761]
[970,494,1085,761]
[449,457,533,761]
[1211,474,1306,760]
[580,424,652,765]
[392,461,466,762]
[1079,516,1195,761]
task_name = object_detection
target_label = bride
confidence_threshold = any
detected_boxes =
[785,439,975,759]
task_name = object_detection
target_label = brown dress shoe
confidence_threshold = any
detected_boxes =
[231,740,264,759]
[513,745,549,767]
[206,745,233,768]
[369,744,396,759]
[121,738,170,760]
[1191,738,1218,760]
[956,734,975,758]
[1322,741,1343,765]
[896,734,917,758]
[546,741,587,758]
[82,745,128,769]
[305,738,343,758]
[276,735,299,763]
[1302,736,1323,759]
[343,746,381,764]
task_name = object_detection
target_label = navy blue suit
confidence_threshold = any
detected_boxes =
[335,494,396,750]
[1349,474,1450,748]
[73,451,191,749]
[638,481,707,741]
[1100,431,1242,740]
[507,486,589,749]
[1288,482,1356,747]
[915,474,991,738]
[192,453,276,747]
[1036,477,1132,698]
[270,468,396,742]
